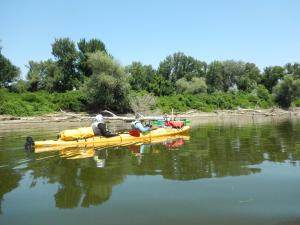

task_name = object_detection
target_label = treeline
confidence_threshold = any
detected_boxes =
[1,38,300,116]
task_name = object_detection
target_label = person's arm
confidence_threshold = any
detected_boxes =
[97,123,109,135]
[97,123,118,137]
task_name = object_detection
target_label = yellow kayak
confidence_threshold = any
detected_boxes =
[57,135,190,159]
[31,126,190,153]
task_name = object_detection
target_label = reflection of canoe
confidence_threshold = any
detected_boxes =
[60,135,190,159]
[33,126,190,153]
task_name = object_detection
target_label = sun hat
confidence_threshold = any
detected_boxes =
[95,114,104,123]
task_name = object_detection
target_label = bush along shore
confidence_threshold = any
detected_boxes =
[1,37,300,118]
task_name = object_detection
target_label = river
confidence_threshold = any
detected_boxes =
[0,118,300,225]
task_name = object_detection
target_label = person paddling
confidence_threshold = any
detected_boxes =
[131,113,152,133]
[91,114,118,137]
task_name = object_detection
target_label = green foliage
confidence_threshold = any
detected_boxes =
[78,38,107,77]
[158,52,206,84]
[0,89,86,116]
[292,98,300,107]
[52,90,87,112]
[0,90,56,116]
[206,61,224,92]
[273,76,300,108]
[149,74,175,96]
[237,63,261,91]
[126,62,155,92]
[51,38,81,91]
[176,77,207,94]
[285,63,300,79]
[156,92,271,113]
[87,51,123,76]
[256,84,270,101]
[85,52,130,112]
[261,66,285,92]
[0,53,20,87]
[2,37,300,114]
[9,80,29,93]
[26,59,62,92]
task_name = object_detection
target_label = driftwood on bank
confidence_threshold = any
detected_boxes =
[1,108,300,125]
[101,110,164,121]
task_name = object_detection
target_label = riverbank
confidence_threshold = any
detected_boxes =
[1,108,300,124]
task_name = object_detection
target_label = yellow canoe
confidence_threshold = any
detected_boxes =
[33,126,190,153]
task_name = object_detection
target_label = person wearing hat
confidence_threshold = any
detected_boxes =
[91,114,118,137]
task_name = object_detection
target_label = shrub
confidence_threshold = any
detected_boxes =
[52,90,87,112]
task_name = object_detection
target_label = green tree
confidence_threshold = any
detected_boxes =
[52,38,80,92]
[85,51,130,112]
[206,61,224,92]
[261,66,285,92]
[126,62,155,92]
[238,63,261,91]
[0,53,20,88]
[273,75,300,107]
[78,38,107,77]
[158,52,207,84]
[222,60,245,92]
[9,80,29,93]
[285,63,300,79]
[256,84,271,102]
[176,77,207,94]
[149,74,175,96]
[26,60,62,92]
[207,61,261,93]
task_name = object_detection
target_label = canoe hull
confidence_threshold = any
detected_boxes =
[34,126,190,152]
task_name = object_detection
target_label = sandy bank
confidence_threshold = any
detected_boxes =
[1,108,300,125]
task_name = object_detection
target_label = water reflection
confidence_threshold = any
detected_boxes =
[0,119,300,212]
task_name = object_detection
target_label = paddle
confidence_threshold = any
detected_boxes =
[129,129,140,137]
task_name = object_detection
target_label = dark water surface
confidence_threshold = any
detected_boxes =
[0,119,300,225]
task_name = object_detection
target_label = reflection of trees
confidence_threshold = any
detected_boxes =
[0,135,25,214]
[129,120,300,181]
[28,150,130,209]
[0,168,21,214]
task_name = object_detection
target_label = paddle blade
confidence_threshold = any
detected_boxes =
[129,129,140,137]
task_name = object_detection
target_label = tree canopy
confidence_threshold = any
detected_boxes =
[85,51,130,112]
[1,36,300,114]
[0,53,20,88]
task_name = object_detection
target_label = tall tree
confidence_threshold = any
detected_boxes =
[261,66,285,92]
[222,60,245,92]
[52,38,80,92]
[158,52,207,84]
[237,63,261,92]
[206,61,224,92]
[0,53,20,88]
[85,51,130,112]
[285,63,300,79]
[78,38,107,77]
[273,75,300,108]
[176,77,207,94]
[26,60,62,92]
[126,62,155,92]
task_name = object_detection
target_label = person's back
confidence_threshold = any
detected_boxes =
[92,114,118,137]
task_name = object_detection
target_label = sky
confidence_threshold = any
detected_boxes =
[1,0,300,77]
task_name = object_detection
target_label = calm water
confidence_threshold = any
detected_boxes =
[0,119,300,225]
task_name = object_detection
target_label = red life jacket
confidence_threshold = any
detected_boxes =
[165,121,184,128]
